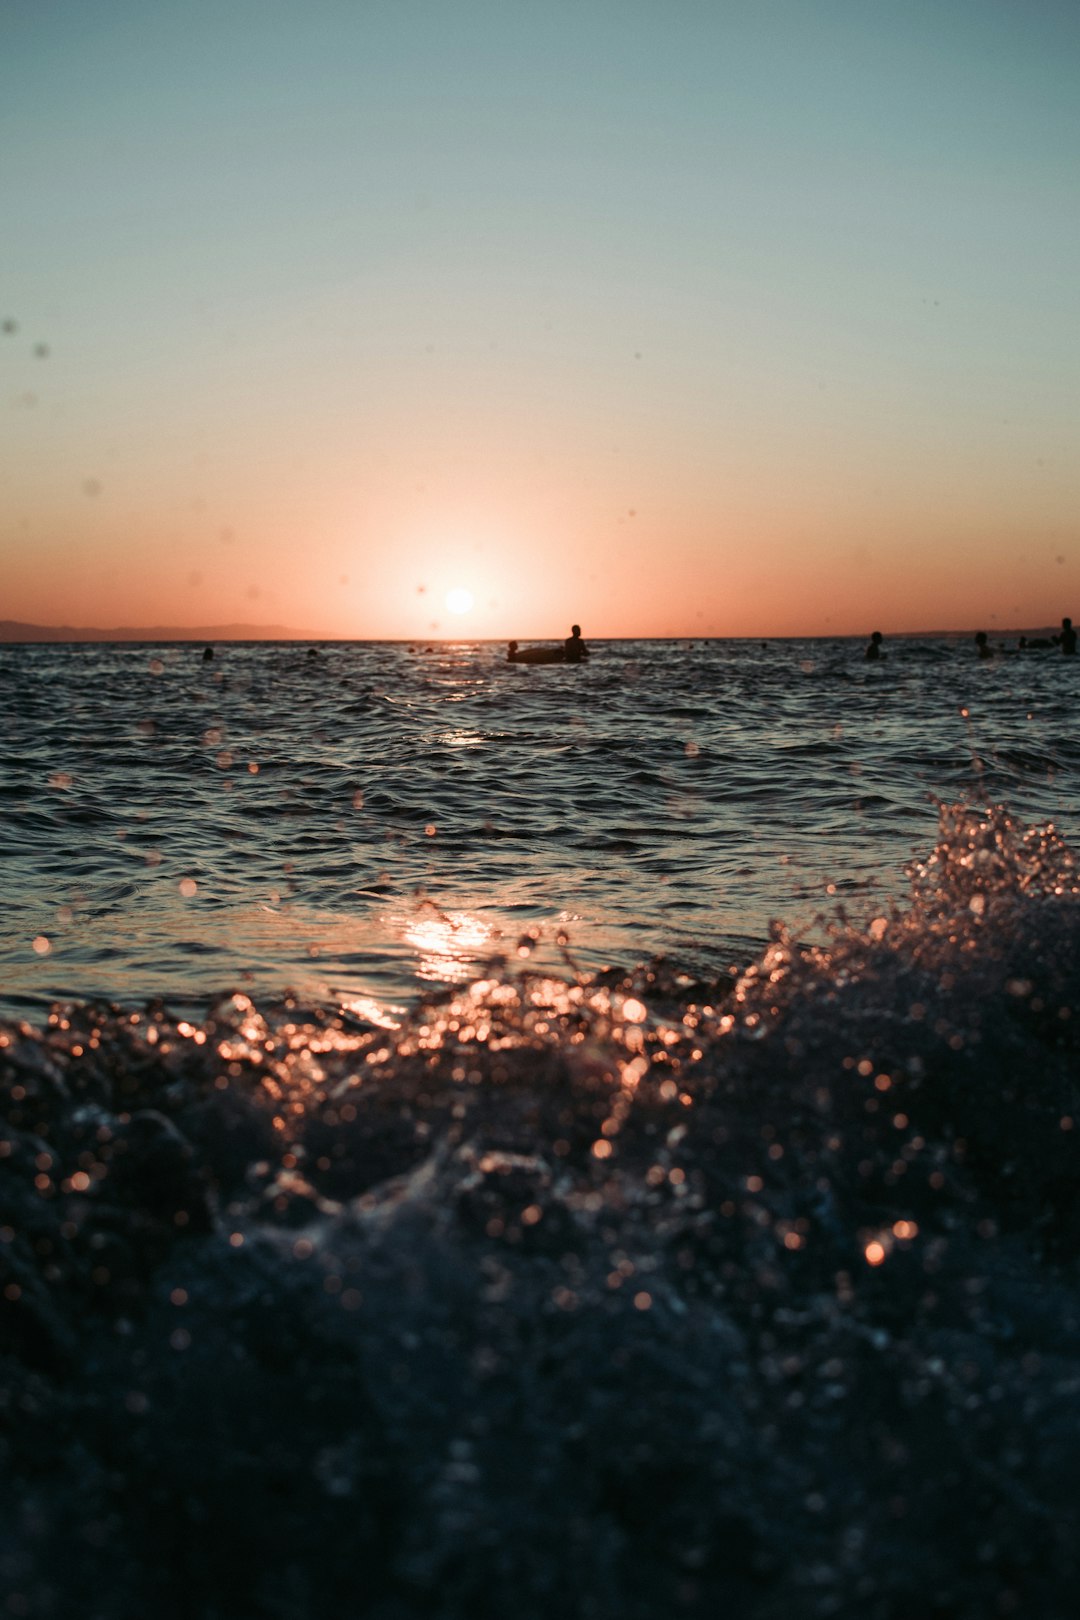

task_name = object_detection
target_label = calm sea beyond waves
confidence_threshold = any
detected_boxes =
[4,636,1080,1618]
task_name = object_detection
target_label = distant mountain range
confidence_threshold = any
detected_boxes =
[0,620,317,643]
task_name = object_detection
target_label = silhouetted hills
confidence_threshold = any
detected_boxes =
[0,620,315,644]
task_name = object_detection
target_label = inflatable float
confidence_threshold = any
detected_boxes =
[507,641,566,665]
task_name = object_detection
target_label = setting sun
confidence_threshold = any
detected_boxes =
[445,587,474,615]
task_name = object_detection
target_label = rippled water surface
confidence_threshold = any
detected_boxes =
[2,636,1078,1014]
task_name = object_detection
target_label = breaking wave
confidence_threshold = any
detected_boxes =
[3,801,1080,1618]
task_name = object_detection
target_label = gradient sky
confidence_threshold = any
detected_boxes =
[3,0,1079,638]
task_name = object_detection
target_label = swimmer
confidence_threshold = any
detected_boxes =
[1062,617,1077,656]
[864,631,884,661]
[564,624,589,663]
[974,631,994,660]
[507,640,519,662]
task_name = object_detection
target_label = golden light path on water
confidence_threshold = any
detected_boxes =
[400,905,503,983]
[241,901,511,1016]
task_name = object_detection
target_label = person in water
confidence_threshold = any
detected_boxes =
[564,625,589,663]
[974,631,994,660]
[507,640,519,661]
[864,631,884,661]
[1062,617,1077,656]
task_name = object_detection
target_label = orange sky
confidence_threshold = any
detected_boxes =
[3,2,1079,638]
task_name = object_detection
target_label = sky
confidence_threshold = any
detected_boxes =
[3,0,1079,639]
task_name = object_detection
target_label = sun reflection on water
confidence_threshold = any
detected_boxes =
[401,905,503,982]
[339,994,401,1031]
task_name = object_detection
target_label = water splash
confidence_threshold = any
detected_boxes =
[2,800,1080,1616]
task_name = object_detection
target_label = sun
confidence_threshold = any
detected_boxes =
[445,586,474,615]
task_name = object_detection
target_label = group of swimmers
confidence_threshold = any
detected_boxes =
[201,622,1075,666]
[867,617,1078,661]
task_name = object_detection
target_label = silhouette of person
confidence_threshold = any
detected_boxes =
[1062,617,1077,656]
[564,624,589,663]
[202,646,214,661]
[864,630,883,661]
[974,631,994,660]
[507,640,519,661]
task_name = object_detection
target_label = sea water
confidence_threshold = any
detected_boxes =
[3,636,1080,1618]
[2,635,1077,1015]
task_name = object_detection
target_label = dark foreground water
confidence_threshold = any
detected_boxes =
[2,638,1080,1616]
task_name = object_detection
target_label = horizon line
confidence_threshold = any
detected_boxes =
[0,619,1066,646]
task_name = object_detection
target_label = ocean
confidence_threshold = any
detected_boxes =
[3,635,1077,1015]
[3,635,1080,1618]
